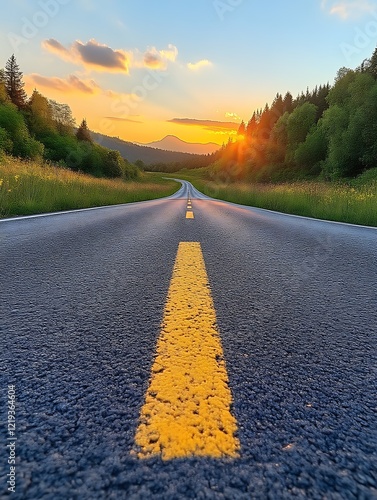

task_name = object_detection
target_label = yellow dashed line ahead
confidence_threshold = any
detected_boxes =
[134,242,240,461]
[186,198,193,218]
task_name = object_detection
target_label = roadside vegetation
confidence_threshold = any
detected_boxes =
[2,49,377,226]
[0,55,179,218]
[0,55,139,180]
[151,45,377,227]
[0,155,178,218]
[173,168,377,227]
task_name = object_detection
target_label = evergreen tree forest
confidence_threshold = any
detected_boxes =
[211,45,377,183]
[0,55,138,179]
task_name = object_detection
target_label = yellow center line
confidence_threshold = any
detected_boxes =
[134,242,240,461]
[186,196,194,218]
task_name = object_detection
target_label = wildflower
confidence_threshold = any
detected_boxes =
[14,175,20,182]
[0,179,3,187]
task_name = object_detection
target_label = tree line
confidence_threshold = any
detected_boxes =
[0,55,138,179]
[210,45,377,183]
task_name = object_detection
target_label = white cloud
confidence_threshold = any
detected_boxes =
[187,59,212,71]
[225,112,241,121]
[321,0,376,19]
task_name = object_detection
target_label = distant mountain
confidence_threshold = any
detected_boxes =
[91,132,207,165]
[142,135,220,155]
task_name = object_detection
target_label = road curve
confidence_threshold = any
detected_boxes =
[1,180,376,499]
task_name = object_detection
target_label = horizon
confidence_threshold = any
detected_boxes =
[1,1,377,148]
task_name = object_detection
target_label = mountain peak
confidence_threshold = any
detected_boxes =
[144,135,220,155]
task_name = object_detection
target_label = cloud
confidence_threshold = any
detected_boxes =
[43,38,179,73]
[42,38,71,60]
[321,0,376,19]
[27,73,99,94]
[187,59,212,71]
[43,38,130,73]
[168,118,239,132]
[104,116,143,124]
[143,44,178,70]
[225,112,242,121]
[26,73,135,102]
[143,51,164,70]
[74,39,130,72]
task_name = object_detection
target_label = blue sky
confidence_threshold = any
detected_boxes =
[1,0,377,144]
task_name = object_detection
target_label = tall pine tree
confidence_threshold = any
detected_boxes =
[76,119,92,142]
[237,120,246,137]
[5,55,27,108]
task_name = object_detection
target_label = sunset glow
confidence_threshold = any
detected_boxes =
[2,1,375,149]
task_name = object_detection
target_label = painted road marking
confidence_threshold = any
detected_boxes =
[186,210,194,219]
[134,242,240,460]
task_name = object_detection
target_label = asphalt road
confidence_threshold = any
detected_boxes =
[1,180,376,499]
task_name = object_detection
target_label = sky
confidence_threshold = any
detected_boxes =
[1,0,377,146]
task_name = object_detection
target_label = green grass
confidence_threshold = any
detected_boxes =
[172,168,377,227]
[4,156,376,227]
[0,155,179,218]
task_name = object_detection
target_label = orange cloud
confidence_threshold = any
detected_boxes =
[26,73,135,102]
[105,116,143,124]
[168,118,239,133]
[27,73,99,94]
[143,44,178,70]
[42,38,71,61]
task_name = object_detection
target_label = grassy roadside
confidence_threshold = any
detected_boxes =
[172,168,377,227]
[0,155,179,218]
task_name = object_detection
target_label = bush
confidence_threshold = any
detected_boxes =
[0,127,13,153]
[15,136,44,160]
[0,103,44,159]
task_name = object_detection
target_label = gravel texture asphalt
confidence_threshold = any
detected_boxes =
[1,180,376,499]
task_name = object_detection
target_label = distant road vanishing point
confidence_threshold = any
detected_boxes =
[1,181,376,499]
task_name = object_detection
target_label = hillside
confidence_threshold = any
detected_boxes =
[91,132,205,165]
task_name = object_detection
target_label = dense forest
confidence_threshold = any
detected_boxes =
[0,55,138,179]
[3,46,377,184]
[210,46,377,183]
[145,45,377,181]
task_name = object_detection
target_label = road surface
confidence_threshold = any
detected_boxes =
[1,180,376,499]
